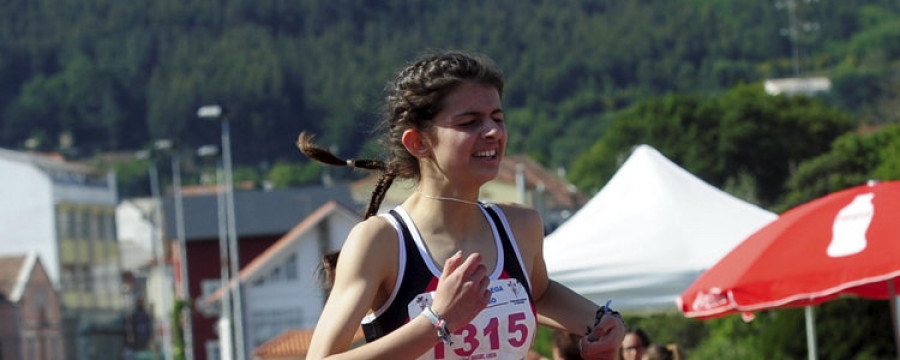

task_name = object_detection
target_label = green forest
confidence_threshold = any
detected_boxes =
[2,0,900,358]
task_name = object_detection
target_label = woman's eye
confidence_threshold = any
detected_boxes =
[459,119,479,127]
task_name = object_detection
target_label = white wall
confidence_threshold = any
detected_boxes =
[0,159,58,284]
[243,230,327,348]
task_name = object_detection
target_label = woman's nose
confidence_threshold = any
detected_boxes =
[483,119,503,138]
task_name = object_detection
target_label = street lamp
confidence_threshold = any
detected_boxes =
[198,105,246,360]
[154,139,195,360]
[196,144,234,360]
[136,148,174,360]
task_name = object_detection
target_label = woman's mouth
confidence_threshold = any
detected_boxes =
[475,149,498,158]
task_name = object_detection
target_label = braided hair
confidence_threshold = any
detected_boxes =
[297,50,504,286]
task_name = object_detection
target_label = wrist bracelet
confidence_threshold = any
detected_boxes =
[586,299,625,341]
[421,306,453,345]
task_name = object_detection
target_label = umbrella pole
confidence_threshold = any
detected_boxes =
[805,306,818,360]
[889,280,900,360]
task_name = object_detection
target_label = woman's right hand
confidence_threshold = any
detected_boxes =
[430,251,492,331]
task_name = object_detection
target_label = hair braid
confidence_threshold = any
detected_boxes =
[364,171,396,219]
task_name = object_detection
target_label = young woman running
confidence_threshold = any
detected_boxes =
[298,50,625,360]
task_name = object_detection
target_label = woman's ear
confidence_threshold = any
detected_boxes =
[402,129,429,158]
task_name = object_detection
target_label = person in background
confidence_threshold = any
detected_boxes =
[641,344,683,360]
[618,327,651,360]
[298,50,625,360]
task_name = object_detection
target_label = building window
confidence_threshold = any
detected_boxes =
[268,266,282,282]
[74,208,86,240]
[285,253,298,280]
[60,266,75,291]
[105,212,117,241]
[82,265,93,292]
[57,209,71,240]
[89,209,101,241]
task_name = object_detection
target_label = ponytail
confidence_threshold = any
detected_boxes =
[296,131,397,287]
[297,132,385,171]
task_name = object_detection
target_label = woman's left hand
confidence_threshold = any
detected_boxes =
[578,314,625,360]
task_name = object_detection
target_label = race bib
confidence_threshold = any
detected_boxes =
[407,279,536,360]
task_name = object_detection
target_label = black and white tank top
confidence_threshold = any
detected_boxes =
[361,203,537,360]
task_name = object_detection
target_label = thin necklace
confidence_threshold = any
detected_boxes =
[417,189,480,205]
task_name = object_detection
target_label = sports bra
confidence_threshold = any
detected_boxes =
[361,203,537,360]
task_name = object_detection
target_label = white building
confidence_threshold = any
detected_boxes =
[764,77,831,96]
[0,148,125,360]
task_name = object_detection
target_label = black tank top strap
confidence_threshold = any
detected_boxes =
[483,204,533,297]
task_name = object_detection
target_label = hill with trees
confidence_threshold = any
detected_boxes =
[1,0,898,198]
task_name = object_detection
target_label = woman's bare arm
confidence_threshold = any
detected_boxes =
[306,217,491,360]
[500,204,624,360]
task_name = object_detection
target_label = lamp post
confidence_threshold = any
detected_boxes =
[137,149,174,360]
[197,144,234,360]
[155,139,195,360]
[198,105,246,360]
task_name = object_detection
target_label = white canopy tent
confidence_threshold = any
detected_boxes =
[545,144,777,313]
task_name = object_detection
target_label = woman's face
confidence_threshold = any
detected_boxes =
[621,333,647,360]
[424,81,505,187]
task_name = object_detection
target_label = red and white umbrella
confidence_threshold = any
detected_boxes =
[678,180,900,357]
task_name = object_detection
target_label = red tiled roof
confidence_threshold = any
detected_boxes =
[253,327,365,358]
[178,181,255,197]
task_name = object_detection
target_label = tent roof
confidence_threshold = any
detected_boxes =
[544,145,776,313]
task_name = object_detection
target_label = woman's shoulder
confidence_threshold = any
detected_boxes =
[338,215,400,272]
[345,214,398,249]
[489,202,542,227]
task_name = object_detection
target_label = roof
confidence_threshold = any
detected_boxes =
[0,148,114,194]
[164,185,362,240]
[253,327,364,358]
[0,252,39,303]
[496,154,587,209]
[202,200,360,307]
[0,147,103,176]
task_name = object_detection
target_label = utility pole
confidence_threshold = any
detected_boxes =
[776,0,819,76]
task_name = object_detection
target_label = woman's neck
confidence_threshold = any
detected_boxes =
[404,190,485,237]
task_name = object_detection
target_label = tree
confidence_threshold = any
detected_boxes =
[778,124,900,211]
[568,84,854,207]
[265,160,323,189]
